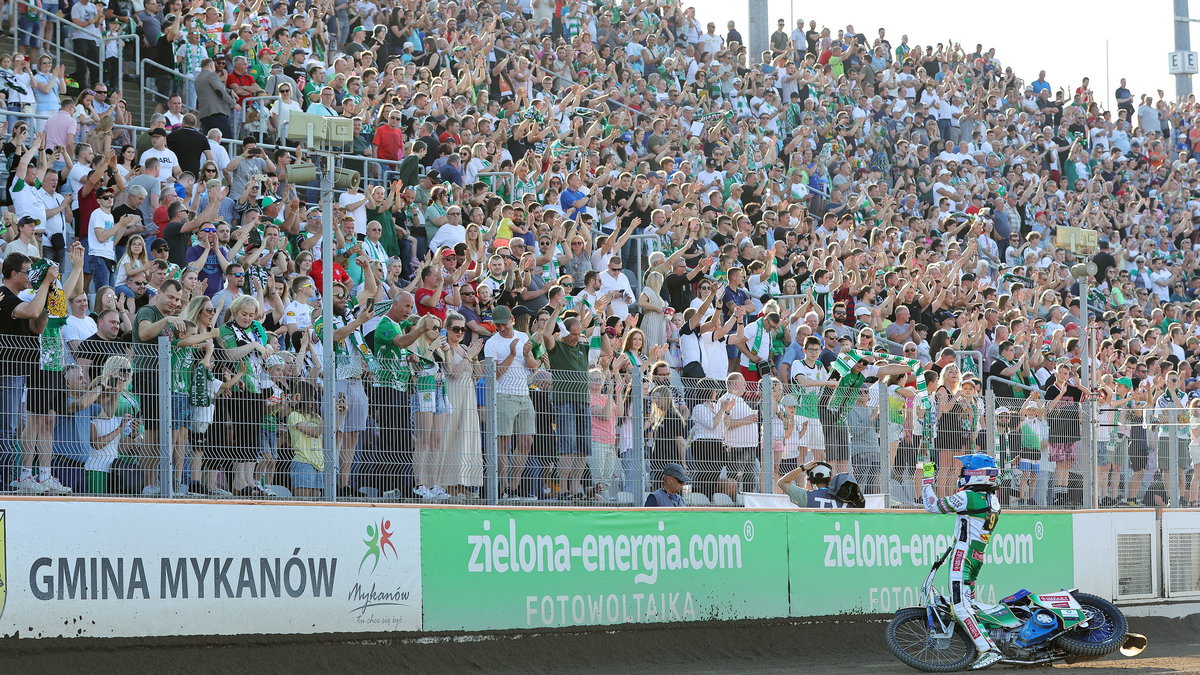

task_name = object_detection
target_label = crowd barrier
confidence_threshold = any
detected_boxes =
[0,498,1190,639]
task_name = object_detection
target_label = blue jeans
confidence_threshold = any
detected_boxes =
[0,376,26,479]
[85,255,113,293]
[554,401,590,456]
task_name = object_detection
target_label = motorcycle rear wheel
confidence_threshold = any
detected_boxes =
[1052,593,1128,657]
[886,607,978,672]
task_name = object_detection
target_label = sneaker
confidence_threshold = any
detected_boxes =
[413,485,432,498]
[210,487,233,497]
[175,482,189,497]
[518,490,539,502]
[142,484,161,496]
[429,486,451,500]
[383,488,403,499]
[14,476,47,493]
[39,476,72,494]
[969,649,1003,670]
[252,483,274,497]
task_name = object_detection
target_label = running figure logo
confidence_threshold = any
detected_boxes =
[359,518,398,573]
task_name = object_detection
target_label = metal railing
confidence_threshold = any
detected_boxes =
[138,58,189,118]
[9,4,139,90]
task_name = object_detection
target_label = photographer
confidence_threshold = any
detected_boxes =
[224,139,276,199]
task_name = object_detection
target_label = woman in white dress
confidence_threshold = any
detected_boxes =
[434,311,484,496]
[639,270,668,348]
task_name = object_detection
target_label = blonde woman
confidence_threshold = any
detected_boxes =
[435,311,484,497]
[639,270,668,348]
[86,355,139,494]
[934,363,966,492]
[409,315,449,499]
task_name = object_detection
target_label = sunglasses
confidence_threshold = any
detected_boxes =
[232,272,245,278]
[448,326,466,333]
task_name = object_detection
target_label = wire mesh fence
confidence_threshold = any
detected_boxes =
[0,325,1193,508]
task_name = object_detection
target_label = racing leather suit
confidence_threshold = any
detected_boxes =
[922,483,1001,655]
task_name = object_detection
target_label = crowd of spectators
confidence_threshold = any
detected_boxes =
[0,0,1198,506]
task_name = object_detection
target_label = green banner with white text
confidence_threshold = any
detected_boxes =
[421,509,790,631]
[787,511,1074,616]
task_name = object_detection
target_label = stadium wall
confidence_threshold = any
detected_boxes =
[0,498,1185,638]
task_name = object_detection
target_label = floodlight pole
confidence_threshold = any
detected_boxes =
[1176,0,1195,99]
[311,133,338,502]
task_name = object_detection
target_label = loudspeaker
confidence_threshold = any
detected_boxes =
[285,162,317,184]
[334,168,360,190]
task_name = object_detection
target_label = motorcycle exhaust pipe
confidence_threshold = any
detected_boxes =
[1120,632,1148,657]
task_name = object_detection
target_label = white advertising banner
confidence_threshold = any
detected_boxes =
[0,499,421,638]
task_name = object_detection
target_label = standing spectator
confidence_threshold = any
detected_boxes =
[435,311,483,497]
[542,301,592,498]
[372,110,406,162]
[483,304,539,500]
[717,371,758,495]
[131,278,183,493]
[86,187,135,293]
[195,59,237,138]
[70,0,104,86]
[167,113,213,178]
[1044,362,1084,506]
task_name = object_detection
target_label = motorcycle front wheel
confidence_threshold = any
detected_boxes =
[886,607,979,672]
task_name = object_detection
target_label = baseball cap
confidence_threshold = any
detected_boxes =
[1115,377,1134,389]
[855,306,871,318]
[16,216,41,227]
[492,305,513,324]
[260,196,278,209]
[662,463,691,483]
[1064,322,1080,331]
[150,128,167,137]
[440,249,456,259]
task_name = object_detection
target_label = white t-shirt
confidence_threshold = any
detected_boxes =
[88,209,117,261]
[140,147,180,183]
[337,190,368,235]
[597,271,634,318]
[64,315,98,345]
[699,329,729,380]
[718,393,757,448]
[67,162,91,209]
[283,299,313,331]
[738,319,772,368]
[483,331,533,395]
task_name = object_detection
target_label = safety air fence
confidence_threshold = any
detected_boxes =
[0,500,1188,639]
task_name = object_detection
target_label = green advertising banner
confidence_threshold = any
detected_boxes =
[421,509,790,631]
[787,511,1074,617]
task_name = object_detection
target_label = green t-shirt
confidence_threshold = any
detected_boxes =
[131,304,166,373]
[546,339,589,403]
[170,341,196,394]
[372,316,414,389]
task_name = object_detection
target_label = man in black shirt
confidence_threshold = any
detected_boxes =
[1044,362,1085,506]
[73,308,132,382]
[166,112,213,177]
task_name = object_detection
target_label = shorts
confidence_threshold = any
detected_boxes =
[824,424,849,462]
[291,460,322,489]
[738,365,762,395]
[84,254,115,277]
[1129,434,1150,473]
[1048,441,1077,463]
[796,416,825,450]
[26,368,67,415]
[495,393,535,436]
[171,392,192,431]
[260,426,279,460]
[411,388,447,415]
[18,16,39,48]
[335,378,369,432]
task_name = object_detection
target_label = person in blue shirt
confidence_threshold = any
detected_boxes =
[560,173,589,219]
[645,462,689,507]
[1030,70,1050,95]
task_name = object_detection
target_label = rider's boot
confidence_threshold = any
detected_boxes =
[969,649,1003,670]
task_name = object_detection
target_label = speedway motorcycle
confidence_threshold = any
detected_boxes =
[886,547,1148,671]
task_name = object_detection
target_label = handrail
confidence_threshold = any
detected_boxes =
[240,94,281,142]
[139,58,189,123]
[987,375,1040,395]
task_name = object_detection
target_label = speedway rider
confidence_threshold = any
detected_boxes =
[921,454,1003,670]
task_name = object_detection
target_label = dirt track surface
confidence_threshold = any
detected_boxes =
[0,614,1196,674]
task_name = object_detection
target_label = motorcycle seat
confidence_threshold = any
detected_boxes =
[973,601,1007,615]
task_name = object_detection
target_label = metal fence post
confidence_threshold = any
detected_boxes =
[759,374,774,493]
[632,365,646,502]
[1168,411,1181,508]
[877,379,890,505]
[1083,399,1098,510]
[156,337,173,498]
[984,389,997,460]
[483,357,498,505]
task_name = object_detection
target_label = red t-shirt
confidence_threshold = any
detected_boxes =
[225,71,256,103]
[414,287,448,320]
[372,124,405,162]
